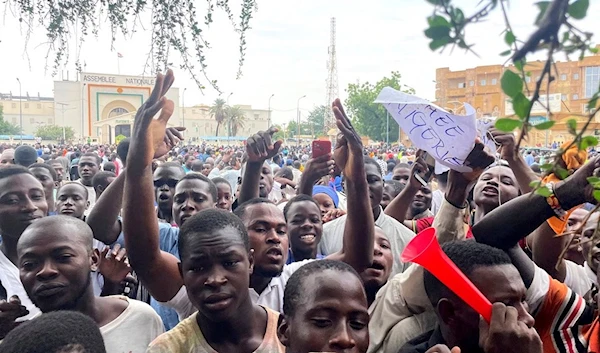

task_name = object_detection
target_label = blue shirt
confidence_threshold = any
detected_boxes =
[286,248,324,265]
[525,154,535,166]
[150,223,181,330]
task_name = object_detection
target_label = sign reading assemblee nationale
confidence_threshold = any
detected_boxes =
[81,73,156,87]
[375,87,479,172]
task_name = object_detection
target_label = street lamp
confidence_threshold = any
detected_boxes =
[16,78,22,142]
[56,102,69,143]
[182,88,187,136]
[268,93,275,129]
[296,95,306,146]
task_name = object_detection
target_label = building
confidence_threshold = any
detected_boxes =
[0,72,269,144]
[434,48,600,146]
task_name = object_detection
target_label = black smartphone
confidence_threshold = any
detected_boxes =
[414,152,436,186]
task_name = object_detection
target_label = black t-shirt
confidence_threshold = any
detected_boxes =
[397,327,445,353]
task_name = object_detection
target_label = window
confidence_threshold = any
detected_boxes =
[560,74,567,81]
[254,114,260,120]
[573,94,579,100]
[469,80,474,87]
[585,66,600,98]
[30,117,35,124]
[11,103,16,109]
[37,104,41,109]
[458,82,466,88]
[480,79,486,86]
[561,94,567,101]
[24,103,29,109]
[525,76,531,83]
[491,78,497,85]
[108,107,129,117]
[574,73,580,80]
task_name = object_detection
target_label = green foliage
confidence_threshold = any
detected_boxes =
[568,0,589,20]
[226,105,246,136]
[495,118,522,132]
[307,105,327,137]
[35,125,75,140]
[512,93,530,119]
[209,98,228,136]
[271,124,285,141]
[8,0,257,89]
[533,120,555,130]
[345,71,414,142]
[580,135,598,150]
[115,134,127,144]
[0,106,22,135]
[500,71,523,98]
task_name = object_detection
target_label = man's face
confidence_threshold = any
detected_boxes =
[582,213,600,270]
[286,201,322,258]
[153,166,185,211]
[365,163,384,210]
[259,163,274,198]
[29,167,56,200]
[181,226,253,322]
[0,174,47,239]
[392,167,410,185]
[56,184,88,219]
[78,156,99,182]
[473,166,519,209]
[440,264,534,350]
[381,184,395,210]
[215,183,233,211]
[172,179,216,226]
[18,223,92,313]
[0,150,15,168]
[279,269,369,353]
[359,228,392,290]
[565,208,590,263]
[185,156,196,168]
[242,203,288,278]
[312,193,336,217]
[50,162,64,181]
[201,164,212,176]
[411,185,432,216]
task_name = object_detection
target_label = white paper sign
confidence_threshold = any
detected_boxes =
[375,87,477,172]
[477,118,498,155]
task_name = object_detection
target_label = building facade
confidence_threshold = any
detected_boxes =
[434,48,600,146]
[0,72,269,144]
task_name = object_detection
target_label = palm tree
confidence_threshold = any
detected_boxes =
[227,105,246,136]
[209,98,228,136]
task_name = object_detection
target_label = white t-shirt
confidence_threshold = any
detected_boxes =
[163,259,314,320]
[0,250,40,320]
[101,296,164,353]
[78,179,96,216]
[563,260,596,296]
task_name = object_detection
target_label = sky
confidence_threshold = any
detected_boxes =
[0,0,598,126]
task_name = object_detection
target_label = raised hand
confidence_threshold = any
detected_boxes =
[98,244,132,284]
[425,345,461,353]
[303,153,336,186]
[408,150,430,190]
[455,139,497,184]
[0,295,28,339]
[323,208,346,223]
[332,99,363,181]
[478,303,541,353]
[556,156,600,207]
[246,127,283,163]
[489,128,516,160]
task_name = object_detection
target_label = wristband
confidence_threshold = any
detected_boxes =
[546,182,567,220]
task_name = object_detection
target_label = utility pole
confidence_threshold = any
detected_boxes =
[16,78,22,142]
[324,17,339,133]
[268,93,274,129]
[182,88,187,136]
[297,95,306,146]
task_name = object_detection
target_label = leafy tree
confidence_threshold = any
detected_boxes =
[307,105,327,137]
[209,98,228,137]
[5,0,257,89]
[345,71,415,142]
[271,124,285,141]
[35,125,75,141]
[0,106,22,135]
[227,105,246,136]
[115,134,127,144]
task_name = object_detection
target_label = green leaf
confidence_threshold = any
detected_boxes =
[429,38,450,51]
[568,0,589,19]
[588,176,600,184]
[529,180,542,188]
[533,120,555,130]
[540,163,554,171]
[425,26,451,39]
[501,70,523,98]
[500,50,512,56]
[535,186,552,197]
[580,135,598,149]
[567,119,577,134]
[425,0,443,5]
[495,118,523,132]
[512,93,530,119]
[590,46,600,54]
[504,31,516,45]
[514,59,525,72]
[427,15,450,27]
[534,1,551,25]
[587,94,599,110]
[594,190,600,202]
[556,167,569,180]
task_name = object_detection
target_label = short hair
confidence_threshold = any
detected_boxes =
[80,153,101,166]
[179,173,218,202]
[211,177,232,191]
[49,159,63,167]
[179,208,250,258]
[275,166,294,180]
[92,171,117,191]
[184,154,195,162]
[103,161,116,171]
[21,215,94,251]
[157,161,185,170]
[116,138,130,165]
[233,198,274,221]
[423,241,512,307]
[1,310,106,353]
[283,194,320,221]
[386,161,396,173]
[384,179,404,196]
[14,145,38,167]
[283,260,361,316]
[191,159,204,171]
[394,163,410,171]
[28,163,58,182]
[57,181,89,200]
[364,157,382,175]
[0,165,33,181]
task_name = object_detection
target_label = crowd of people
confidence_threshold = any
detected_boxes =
[0,70,600,353]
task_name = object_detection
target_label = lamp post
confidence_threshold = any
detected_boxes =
[296,95,306,146]
[56,102,69,143]
[182,88,187,136]
[268,93,274,129]
[81,83,86,141]
[16,78,22,142]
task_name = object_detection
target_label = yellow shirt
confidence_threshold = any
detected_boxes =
[146,306,285,353]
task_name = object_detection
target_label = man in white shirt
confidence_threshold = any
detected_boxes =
[16,216,163,352]
[77,152,102,213]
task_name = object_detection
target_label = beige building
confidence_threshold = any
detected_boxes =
[0,72,270,144]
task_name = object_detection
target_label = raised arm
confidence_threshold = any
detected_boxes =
[325,99,374,272]
[491,128,539,193]
[237,127,282,204]
[384,154,428,227]
[298,154,334,196]
[123,70,184,302]
[530,221,569,281]
[86,171,124,244]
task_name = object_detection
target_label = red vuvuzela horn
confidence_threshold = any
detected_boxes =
[401,228,492,322]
